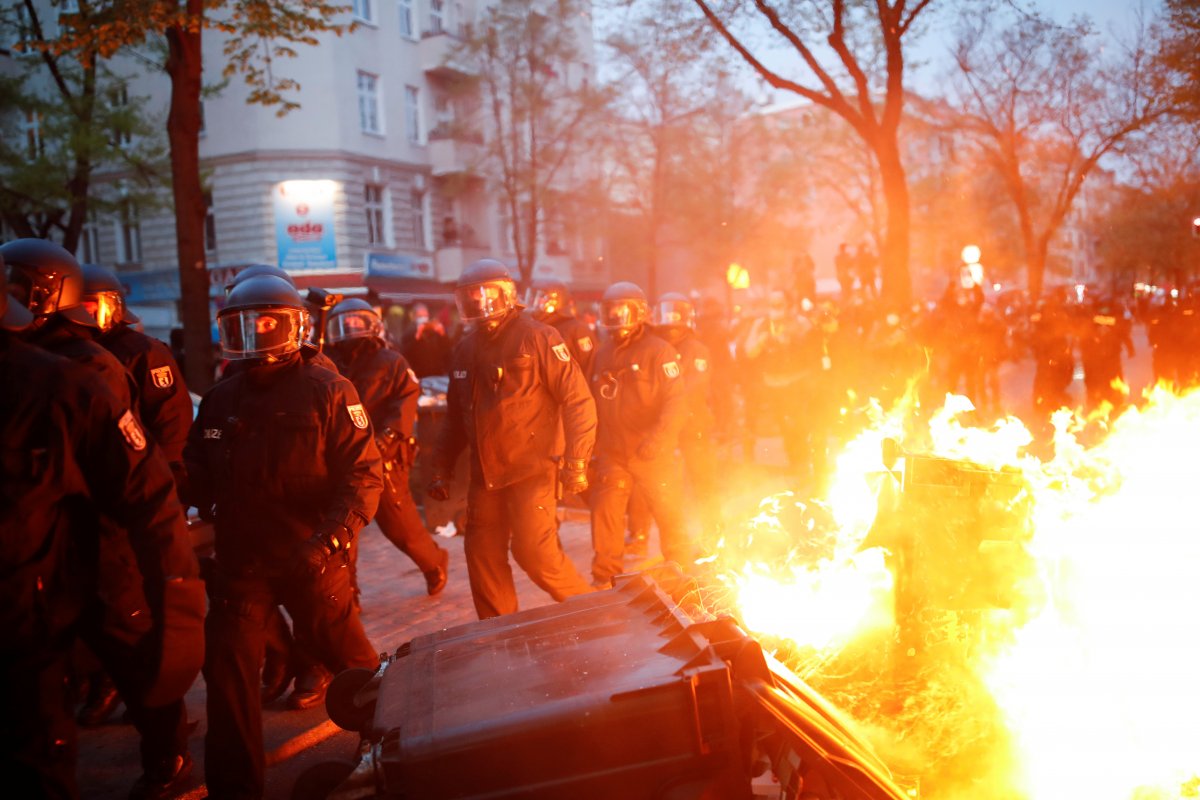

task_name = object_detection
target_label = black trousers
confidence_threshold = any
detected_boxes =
[202,560,377,800]
[463,466,591,619]
[375,466,443,574]
[1,644,78,800]
[590,454,690,585]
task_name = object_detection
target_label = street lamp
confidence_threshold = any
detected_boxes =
[726,262,750,290]
[960,244,984,287]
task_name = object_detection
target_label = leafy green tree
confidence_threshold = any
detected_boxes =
[0,2,166,250]
[34,0,354,390]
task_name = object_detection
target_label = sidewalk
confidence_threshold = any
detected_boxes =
[76,508,598,800]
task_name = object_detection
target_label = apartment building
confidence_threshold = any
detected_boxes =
[1,0,609,334]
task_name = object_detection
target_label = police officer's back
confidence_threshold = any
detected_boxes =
[184,275,382,798]
[0,280,202,800]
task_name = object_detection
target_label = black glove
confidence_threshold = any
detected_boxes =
[560,458,589,495]
[427,475,451,502]
[293,525,349,578]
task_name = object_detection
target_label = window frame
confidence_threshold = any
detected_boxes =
[357,70,383,135]
[403,84,422,144]
[365,183,393,247]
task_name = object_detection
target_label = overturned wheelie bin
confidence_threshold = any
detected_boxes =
[307,570,909,800]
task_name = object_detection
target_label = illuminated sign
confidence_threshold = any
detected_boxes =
[274,180,338,271]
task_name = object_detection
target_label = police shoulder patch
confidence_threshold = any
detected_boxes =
[150,365,174,389]
[552,343,571,362]
[347,403,369,430]
[578,336,594,352]
[663,361,680,379]
[118,410,147,451]
[694,358,708,373]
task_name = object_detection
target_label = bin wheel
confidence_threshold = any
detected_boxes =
[326,667,377,732]
[290,760,356,800]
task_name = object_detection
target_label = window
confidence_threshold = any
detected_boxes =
[203,190,218,253]
[404,85,421,143]
[23,110,42,158]
[79,215,100,264]
[397,0,413,37]
[411,188,428,250]
[117,200,142,263]
[351,0,373,23]
[7,2,33,51]
[429,0,444,34]
[365,183,391,246]
[357,71,381,134]
[109,84,132,148]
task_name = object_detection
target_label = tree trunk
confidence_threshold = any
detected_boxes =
[875,136,912,307]
[165,10,213,392]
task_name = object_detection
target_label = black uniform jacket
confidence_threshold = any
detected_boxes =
[0,339,195,651]
[184,351,383,573]
[101,324,192,466]
[546,312,597,379]
[590,326,686,463]
[32,317,136,409]
[433,310,597,490]
[332,338,419,441]
[671,332,715,438]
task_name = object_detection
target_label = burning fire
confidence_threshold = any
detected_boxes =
[706,387,1200,799]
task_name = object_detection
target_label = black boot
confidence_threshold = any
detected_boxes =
[78,671,122,727]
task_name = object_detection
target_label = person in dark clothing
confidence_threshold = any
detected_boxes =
[3,240,201,798]
[402,302,453,378]
[0,278,202,800]
[526,279,598,379]
[589,282,690,588]
[327,298,450,595]
[428,260,595,619]
[82,263,192,482]
[184,275,382,799]
[1080,296,1135,413]
[1028,298,1078,429]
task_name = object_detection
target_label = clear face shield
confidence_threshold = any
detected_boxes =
[526,287,564,319]
[652,299,692,329]
[7,266,55,317]
[599,298,645,341]
[327,309,382,345]
[456,280,515,323]
[82,291,123,333]
[217,307,305,360]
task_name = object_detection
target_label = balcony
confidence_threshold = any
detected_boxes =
[428,130,484,177]
[434,244,490,283]
[420,31,474,80]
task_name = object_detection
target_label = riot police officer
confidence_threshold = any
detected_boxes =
[589,282,689,588]
[1,279,202,800]
[327,298,450,595]
[82,263,191,483]
[527,278,597,378]
[184,275,382,798]
[428,259,595,619]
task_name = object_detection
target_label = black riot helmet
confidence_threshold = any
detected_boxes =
[1,237,96,329]
[217,275,306,361]
[455,258,519,332]
[327,297,384,345]
[652,292,695,329]
[1,254,34,332]
[525,279,573,322]
[599,281,648,343]
[224,264,295,297]
[81,263,141,333]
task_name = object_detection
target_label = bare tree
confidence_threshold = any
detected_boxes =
[690,0,939,306]
[456,0,609,290]
[947,7,1175,298]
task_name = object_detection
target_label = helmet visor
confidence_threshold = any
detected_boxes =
[526,288,562,317]
[327,309,381,344]
[83,291,123,332]
[218,307,304,360]
[7,266,52,316]
[652,299,692,328]
[599,298,645,331]
[456,280,514,322]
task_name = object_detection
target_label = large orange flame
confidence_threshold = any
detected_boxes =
[705,387,1200,799]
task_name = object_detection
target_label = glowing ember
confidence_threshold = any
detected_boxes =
[704,387,1200,799]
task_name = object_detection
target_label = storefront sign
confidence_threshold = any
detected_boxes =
[274,180,338,271]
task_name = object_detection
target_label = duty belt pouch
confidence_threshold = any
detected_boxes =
[142,576,206,708]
